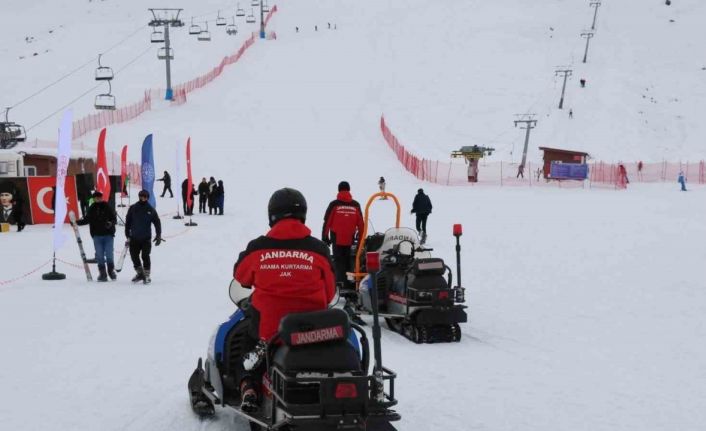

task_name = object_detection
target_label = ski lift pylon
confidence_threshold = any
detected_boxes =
[95,54,114,81]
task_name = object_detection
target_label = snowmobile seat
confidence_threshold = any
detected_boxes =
[273,309,361,374]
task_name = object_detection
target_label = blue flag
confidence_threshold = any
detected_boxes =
[141,134,157,208]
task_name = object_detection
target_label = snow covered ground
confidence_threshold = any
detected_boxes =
[2,0,706,430]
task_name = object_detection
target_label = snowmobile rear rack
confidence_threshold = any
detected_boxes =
[352,192,401,288]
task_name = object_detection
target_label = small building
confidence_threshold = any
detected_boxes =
[538,147,589,180]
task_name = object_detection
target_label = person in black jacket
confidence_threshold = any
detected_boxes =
[411,188,432,240]
[157,171,173,198]
[125,190,163,284]
[215,180,225,215]
[197,178,209,214]
[181,179,197,216]
[77,191,117,281]
[207,177,217,215]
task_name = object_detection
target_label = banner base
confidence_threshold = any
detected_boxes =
[185,221,198,227]
[42,271,66,281]
[173,215,184,220]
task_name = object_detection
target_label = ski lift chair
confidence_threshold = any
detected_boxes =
[198,23,212,41]
[251,0,259,6]
[95,54,114,81]
[216,10,227,26]
[189,18,201,35]
[95,94,116,111]
[246,10,256,24]
[157,47,174,60]
[150,29,165,43]
[236,4,245,17]
[262,1,270,13]
[226,17,238,35]
[0,109,27,149]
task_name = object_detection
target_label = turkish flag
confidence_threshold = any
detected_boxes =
[96,128,111,197]
[27,176,79,224]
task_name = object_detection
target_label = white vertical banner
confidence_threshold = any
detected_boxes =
[53,110,73,251]
[174,143,183,215]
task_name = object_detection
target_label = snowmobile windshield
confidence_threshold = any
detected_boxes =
[229,279,252,305]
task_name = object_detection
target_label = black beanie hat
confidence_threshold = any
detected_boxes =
[338,181,350,192]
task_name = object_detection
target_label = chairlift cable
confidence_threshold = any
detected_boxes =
[9,24,148,110]
[26,45,154,132]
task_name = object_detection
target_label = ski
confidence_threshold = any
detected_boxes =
[68,211,93,282]
[115,240,130,272]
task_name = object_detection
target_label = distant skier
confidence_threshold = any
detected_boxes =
[295,26,299,33]
[157,171,173,198]
[125,190,163,284]
[580,78,586,88]
[378,176,387,198]
[678,171,687,191]
[569,109,574,119]
[322,181,364,286]
[315,25,318,31]
[233,188,335,412]
[637,161,644,181]
[411,189,432,242]
[328,22,331,29]
[516,164,525,179]
[619,164,630,184]
[76,191,117,282]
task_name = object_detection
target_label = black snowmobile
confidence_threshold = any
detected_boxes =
[343,191,467,344]
[187,280,401,431]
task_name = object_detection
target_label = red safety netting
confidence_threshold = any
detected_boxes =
[72,92,152,140]
[380,115,705,189]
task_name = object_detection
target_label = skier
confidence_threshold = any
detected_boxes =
[516,164,525,179]
[678,171,687,191]
[580,78,586,88]
[232,188,335,412]
[322,181,364,287]
[208,177,217,215]
[637,161,644,181]
[197,177,209,214]
[76,191,117,281]
[569,109,574,119]
[157,171,173,198]
[411,188,432,243]
[125,190,163,284]
[378,176,387,199]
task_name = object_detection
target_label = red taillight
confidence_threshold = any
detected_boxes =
[366,252,380,272]
[438,291,449,300]
[453,224,463,236]
[335,382,358,399]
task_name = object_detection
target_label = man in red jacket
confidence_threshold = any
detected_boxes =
[233,187,336,412]
[322,181,365,287]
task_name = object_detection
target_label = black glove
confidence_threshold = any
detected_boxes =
[323,236,332,246]
[153,237,164,246]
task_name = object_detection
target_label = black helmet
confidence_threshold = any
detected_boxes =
[268,188,307,227]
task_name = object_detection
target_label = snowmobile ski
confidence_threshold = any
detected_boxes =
[68,211,92,282]
[115,241,130,272]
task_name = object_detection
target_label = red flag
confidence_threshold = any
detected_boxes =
[186,138,193,209]
[96,128,111,197]
[120,145,127,197]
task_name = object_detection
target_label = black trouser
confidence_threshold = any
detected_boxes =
[199,195,206,213]
[237,302,262,391]
[332,244,352,286]
[129,238,152,270]
[415,214,429,233]
[161,184,173,197]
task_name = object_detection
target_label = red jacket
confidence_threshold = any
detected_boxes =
[233,218,336,340]
[322,191,364,246]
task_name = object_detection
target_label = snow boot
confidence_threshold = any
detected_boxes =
[107,262,117,280]
[131,267,145,283]
[243,339,267,371]
[240,381,259,413]
[97,264,108,282]
[143,269,151,285]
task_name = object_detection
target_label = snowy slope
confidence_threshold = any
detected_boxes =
[2,1,706,431]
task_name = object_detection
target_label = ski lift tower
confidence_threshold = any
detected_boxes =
[451,145,495,183]
[148,8,184,100]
